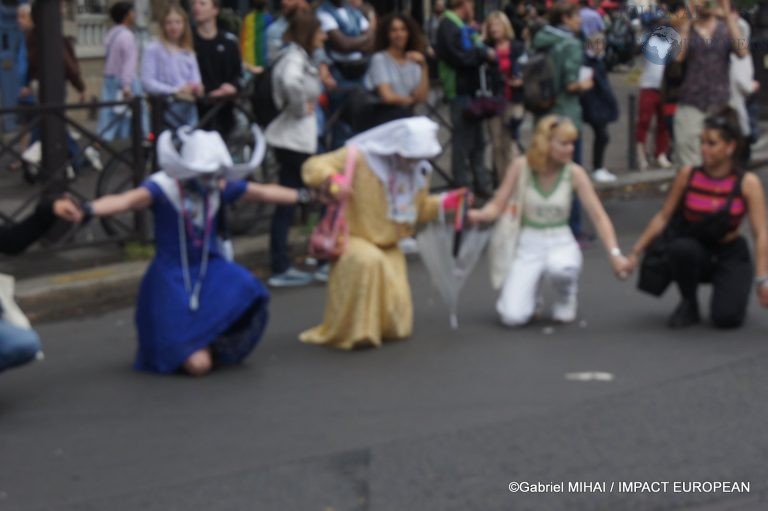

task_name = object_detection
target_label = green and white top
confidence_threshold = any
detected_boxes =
[521,163,573,229]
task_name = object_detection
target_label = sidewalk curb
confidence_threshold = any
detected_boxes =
[15,156,768,323]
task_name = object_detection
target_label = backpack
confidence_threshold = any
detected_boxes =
[249,69,278,128]
[249,53,286,128]
[520,50,557,115]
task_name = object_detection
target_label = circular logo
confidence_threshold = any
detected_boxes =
[641,25,682,65]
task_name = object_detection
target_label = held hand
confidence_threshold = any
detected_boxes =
[611,255,632,280]
[19,87,31,98]
[441,188,468,212]
[122,86,132,100]
[53,196,83,223]
[487,48,497,61]
[305,101,316,115]
[758,283,768,308]
[467,208,486,225]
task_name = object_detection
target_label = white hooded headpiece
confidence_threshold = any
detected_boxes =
[157,125,266,181]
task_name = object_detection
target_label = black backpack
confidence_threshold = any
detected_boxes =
[249,55,286,128]
[520,50,557,115]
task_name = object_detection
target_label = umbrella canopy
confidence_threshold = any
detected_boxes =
[417,208,491,329]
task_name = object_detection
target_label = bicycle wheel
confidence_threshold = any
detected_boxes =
[96,146,151,238]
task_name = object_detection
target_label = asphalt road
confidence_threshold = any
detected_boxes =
[2,196,768,511]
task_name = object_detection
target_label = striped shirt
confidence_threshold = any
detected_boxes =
[682,168,745,231]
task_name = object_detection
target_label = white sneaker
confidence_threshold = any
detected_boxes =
[592,168,618,183]
[84,146,103,172]
[636,143,649,171]
[656,153,672,169]
[552,294,578,323]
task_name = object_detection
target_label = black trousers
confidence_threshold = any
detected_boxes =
[667,236,754,328]
[270,147,310,274]
[587,122,609,170]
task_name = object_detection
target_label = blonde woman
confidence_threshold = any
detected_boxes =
[483,11,525,183]
[469,116,630,326]
[140,4,204,128]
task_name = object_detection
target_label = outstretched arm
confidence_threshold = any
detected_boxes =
[90,188,153,217]
[468,156,524,224]
[743,173,768,306]
[628,166,692,265]
[242,183,300,205]
[572,164,628,277]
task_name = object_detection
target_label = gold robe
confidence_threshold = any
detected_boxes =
[300,147,440,349]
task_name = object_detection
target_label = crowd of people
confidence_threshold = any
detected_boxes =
[2,0,768,378]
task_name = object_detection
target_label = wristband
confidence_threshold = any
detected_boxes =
[296,188,312,204]
[81,201,94,224]
[609,247,622,258]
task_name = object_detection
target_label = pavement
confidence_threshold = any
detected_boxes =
[2,195,768,510]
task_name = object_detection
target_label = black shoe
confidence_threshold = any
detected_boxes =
[667,300,700,329]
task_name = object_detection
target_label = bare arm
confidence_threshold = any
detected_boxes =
[468,157,524,223]
[743,173,768,279]
[91,188,153,217]
[376,83,415,107]
[327,28,374,54]
[242,183,299,205]
[573,165,620,252]
[572,165,629,276]
[630,166,692,259]
[409,53,430,104]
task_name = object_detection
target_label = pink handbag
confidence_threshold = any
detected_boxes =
[308,145,358,261]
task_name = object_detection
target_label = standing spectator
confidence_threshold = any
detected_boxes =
[364,14,429,124]
[317,0,375,147]
[635,15,671,171]
[627,108,768,328]
[98,2,146,141]
[483,11,524,183]
[504,0,530,43]
[426,0,446,51]
[240,0,273,75]
[0,195,82,373]
[581,32,619,182]
[265,11,326,287]
[27,2,99,176]
[425,0,446,79]
[728,7,758,166]
[141,4,204,129]
[265,0,308,64]
[436,0,497,197]
[531,1,593,237]
[579,0,605,39]
[192,0,243,137]
[659,0,688,151]
[673,0,748,167]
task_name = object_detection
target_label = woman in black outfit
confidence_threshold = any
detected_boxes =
[627,107,768,328]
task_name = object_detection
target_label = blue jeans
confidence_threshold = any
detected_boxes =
[0,319,41,372]
[270,147,309,274]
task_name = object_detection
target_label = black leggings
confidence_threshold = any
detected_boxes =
[588,122,609,170]
[667,236,754,328]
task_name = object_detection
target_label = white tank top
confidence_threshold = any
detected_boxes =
[521,163,573,229]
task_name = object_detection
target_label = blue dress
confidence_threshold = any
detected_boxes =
[134,174,270,373]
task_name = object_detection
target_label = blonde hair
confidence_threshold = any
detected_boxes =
[526,115,579,172]
[159,3,194,52]
[484,11,515,41]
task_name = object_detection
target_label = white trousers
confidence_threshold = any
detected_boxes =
[496,226,582,326]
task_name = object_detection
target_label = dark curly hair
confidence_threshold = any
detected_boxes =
[374,14,426,54]
[704,106,745,166]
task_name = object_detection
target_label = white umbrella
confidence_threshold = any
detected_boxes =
[417,206,491,329]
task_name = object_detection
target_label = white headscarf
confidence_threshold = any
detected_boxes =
[347,117,442,223]
[157,125,266,181]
